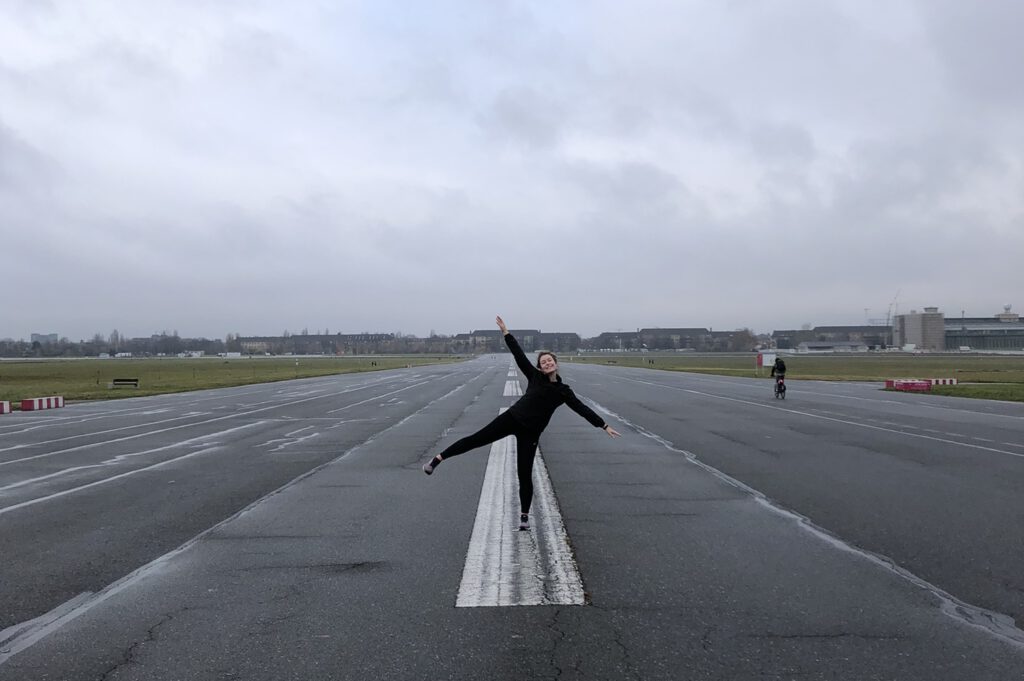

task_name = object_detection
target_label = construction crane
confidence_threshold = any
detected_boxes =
[885,290,900,327]
[885,290,900,348]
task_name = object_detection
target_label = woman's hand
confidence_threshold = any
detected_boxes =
[496,315,508,335]
[603,425,621,438]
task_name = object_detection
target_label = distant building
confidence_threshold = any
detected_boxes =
[811,325,891,348]
[589,331,640,351]
[772,326,890,350]
[638,328,710,350]
[31,333,59,344]
[238,333,395,355]
[464,329,542,353]
[535,332,582,353]
[944,305,1024,351]
[797,340,869,353]
[894,307,946,351]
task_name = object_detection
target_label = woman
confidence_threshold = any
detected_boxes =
[423,315,621,530]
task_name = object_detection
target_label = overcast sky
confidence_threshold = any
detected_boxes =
[2,0,1021,341]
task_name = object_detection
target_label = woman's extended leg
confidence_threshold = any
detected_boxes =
[423,411,517,474]
[514,432,540,521]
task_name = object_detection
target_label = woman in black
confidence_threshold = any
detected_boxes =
[423,316,621,530]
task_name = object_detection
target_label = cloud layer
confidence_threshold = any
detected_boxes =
[2,0,1021,340]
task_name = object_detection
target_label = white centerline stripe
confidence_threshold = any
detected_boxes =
[503,380,523,397]
[456,409,584,607]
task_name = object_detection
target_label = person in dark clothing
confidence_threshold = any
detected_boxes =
[770,356,787,395]
[423,315,620,530]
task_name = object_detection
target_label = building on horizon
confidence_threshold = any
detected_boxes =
[771,325,890,350]
[894,307,946,351]
[944,305,1024,351]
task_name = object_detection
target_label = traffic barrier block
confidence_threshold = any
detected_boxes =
[0,401,11,414]
[890,380,932,392]
[20,396,65,411]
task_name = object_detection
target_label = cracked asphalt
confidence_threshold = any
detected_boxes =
[1,355,1023,679]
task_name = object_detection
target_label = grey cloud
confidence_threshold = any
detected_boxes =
[0,120,59,197]
[477,87,566,148]
[920,0,1024,107]
[748,122,816,162]
[1,1,1022,340]
[831,134,1004,220]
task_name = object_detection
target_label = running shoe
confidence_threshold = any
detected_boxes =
[422,456,441,475]
[519,514,530,531]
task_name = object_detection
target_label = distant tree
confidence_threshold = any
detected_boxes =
[728,328,757,352]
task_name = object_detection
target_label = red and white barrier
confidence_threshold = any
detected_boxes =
[0,401,11,414]
[885,380,932,392]
[20,396,65,411]
[885,378,956,389]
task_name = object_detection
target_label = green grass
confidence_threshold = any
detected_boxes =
[0,356,464,406]
[567,353,1024,402]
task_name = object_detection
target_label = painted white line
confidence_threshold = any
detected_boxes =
[0,592,94,660]
[0,380,431,468]
[457,435,542,607]
[0,423,266,494]
[2,449,211,516]
[618,376,1024,460]
[456,410,584,607]
[263,428,320,453]
[503,380,523,397]
[531,449,586,605]
[586,400,1024,649]
[0,412,210,454]
[0,374,482,665]
[613,371,1024,421]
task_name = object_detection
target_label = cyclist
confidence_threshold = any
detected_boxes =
[770,356,787,395]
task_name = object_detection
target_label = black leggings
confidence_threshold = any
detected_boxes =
[439,411,541,514]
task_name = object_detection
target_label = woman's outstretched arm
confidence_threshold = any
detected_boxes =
[497,315,537,378]
[563,389,621,437]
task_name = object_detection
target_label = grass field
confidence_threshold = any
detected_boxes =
[568,353,1024,403]
[0,356,463,406]
[3,353,1022,407]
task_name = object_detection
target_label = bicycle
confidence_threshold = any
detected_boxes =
[774,375,786,399]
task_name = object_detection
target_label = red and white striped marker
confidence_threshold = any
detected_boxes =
[0,401,11,415]
[20,396,65,411]
[885,378,957,388]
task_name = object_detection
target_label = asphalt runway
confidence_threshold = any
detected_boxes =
[1,355,1022,680]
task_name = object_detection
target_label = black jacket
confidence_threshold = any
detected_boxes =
[771,359,787,377]
[504,333,607,434]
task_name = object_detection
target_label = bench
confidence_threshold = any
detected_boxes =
[109,378,140,389]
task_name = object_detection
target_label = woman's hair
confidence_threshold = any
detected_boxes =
[536,351,557,369]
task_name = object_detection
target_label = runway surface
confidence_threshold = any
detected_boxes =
[1,355,1023,680]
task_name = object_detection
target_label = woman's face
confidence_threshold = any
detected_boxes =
[538,353,558,375]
